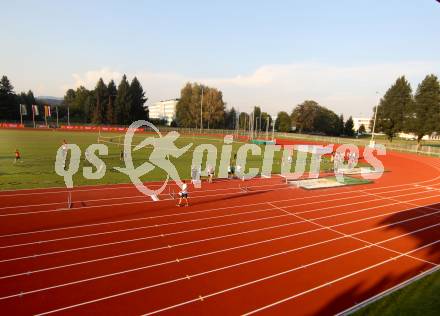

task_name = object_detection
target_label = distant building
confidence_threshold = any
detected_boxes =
[397,132,440,141]
[352,117,371,133]
[147,99,179,125]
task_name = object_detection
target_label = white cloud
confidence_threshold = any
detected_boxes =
[62,61,440,117]
[62,67,123,91]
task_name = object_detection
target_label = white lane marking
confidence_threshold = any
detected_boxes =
[0,182,433,241]
[0,207,280,249]
[0,187,407,248]
[242,241,440,315]
[0,189,437,263]
[269,202,436,266]
[34,229,440,315]
[3,200,440,302]
[2,190,440,264]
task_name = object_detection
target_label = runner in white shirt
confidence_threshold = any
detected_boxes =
[62,140,68,157]
[177,180,189,207]
[207,165,214,183]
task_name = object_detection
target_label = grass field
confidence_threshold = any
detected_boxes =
[0,129,338,190]
[354,269,440,316]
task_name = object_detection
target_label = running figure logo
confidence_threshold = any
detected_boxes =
[115,120,192,200]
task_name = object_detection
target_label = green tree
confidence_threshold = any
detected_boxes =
[344,116,355,137]
[0,75,14,95]
[115,75,131,125]
[106,80,117,124]
[92,78,107,124]
[275,111,291,132]
[27,90,36,105]
[375,76,413,142]
[0,75,19,120]
[238,112,250,129]
[358,124,366,134]
[337,114,344,136]
[175,82,226,129]
[291,100,340,135]
[19,90,37,116]
[291,100,320,133]
[253,106,262,130]
[260,112,272,132]
[408,74,440,145]
[175,83,194,127]
[224,107,237,129]
[129,77,148,121]
[203,87,225,129]
[76,87,92,122]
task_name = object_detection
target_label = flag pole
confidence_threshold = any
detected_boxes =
[266,116,269,140]
[19,104,23,125]
[44,106,48,127]
[272,117,275,140]
[200,86,203,133]
[56,105,59,128]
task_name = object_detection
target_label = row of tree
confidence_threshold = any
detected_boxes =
[274,100,355,136]
[374,75,440,143]
[175,83,277,132]
[6,72,438,142]
[0,76,40,120]
[63,75,147,125]
[0,74,148,126]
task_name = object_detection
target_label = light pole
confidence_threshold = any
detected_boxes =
[370,91,380,147]
[200,86,203,133]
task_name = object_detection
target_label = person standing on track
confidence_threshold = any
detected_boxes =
[177,180,189,207]
[62,139,68,156]
[207,164,214,183]
[236,164,242,179]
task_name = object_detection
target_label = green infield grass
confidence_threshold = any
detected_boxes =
[0,129,340,190]
[353,269,440,316]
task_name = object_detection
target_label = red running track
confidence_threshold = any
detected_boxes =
[0,150,439,315]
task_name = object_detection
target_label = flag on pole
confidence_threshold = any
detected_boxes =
[44,105,51,117]
[20,104,28,116]
[32,105,39,116]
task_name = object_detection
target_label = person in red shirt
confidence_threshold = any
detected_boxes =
[14,149,21,163]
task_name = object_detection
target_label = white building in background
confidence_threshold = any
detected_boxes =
[147,99,179,125]
[397,132,440,141]
[352,117,371,133]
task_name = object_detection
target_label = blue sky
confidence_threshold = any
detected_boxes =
[1,0,440,116]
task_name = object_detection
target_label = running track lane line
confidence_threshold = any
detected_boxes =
[0,205,440,300]
[0,200,440,280]
[3,190,440,265]
[0,183,425,241]
[3,188,440,261]
[32,227,440,316]
[268,202,437,266]
[0,196,440,280]
[241,241,440,315]
[0,186,417,246]
[2,201,440,285]
[362,189,440,219]
[0,174,428,215]
[0,182,284,211]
